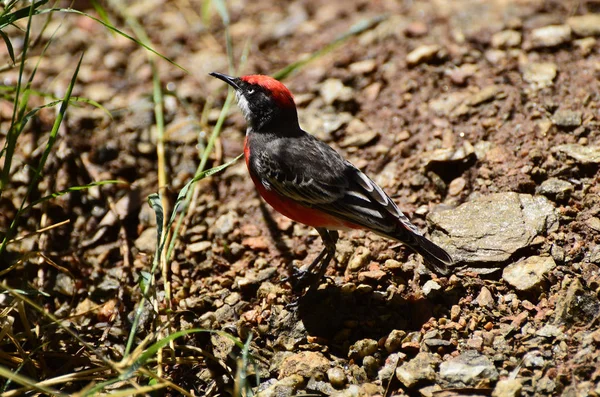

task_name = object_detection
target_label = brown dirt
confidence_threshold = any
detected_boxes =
[1,0,600,395]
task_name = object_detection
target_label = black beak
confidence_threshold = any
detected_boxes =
[209,72,241,90]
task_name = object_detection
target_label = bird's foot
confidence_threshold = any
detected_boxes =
[282,267,316,293]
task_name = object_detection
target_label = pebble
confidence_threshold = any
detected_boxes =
[552,144,600,164]
[212,211,238,236]
[406,44,441,66]
[475,286,494,308]
[327,367,346,388]
[135,227,158,253]
[521,62,557,87]
[536,178,573,202]
[340,129,379,148]
[574,37,596,55]
[279,351,330,379]
[395,352,440,388]
[242,236,269,251]
[567,14,600,37]
[257,375,303,397]
[502,256,556,291]
[187,241,212,253]
[348,339,378,359]
[439,350,498,384]
[448,177,467,196]
[320,78,354,105]
[385,329,407,353]
[348,247,371,271]
[55,273,75,296]
[349,59,377,74]
[491,30,522,48]
[493,379,522,397]
[554,278,600,324]
[529,25,571,48]
[422,280,442,297]
[552,110,582,129]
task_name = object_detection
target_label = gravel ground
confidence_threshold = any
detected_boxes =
[1,0,600,395]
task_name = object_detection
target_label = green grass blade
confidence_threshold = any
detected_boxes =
[0,0,47,30]
[36,8,187,72]
[273,14,387,80]
[0,53,84,257]
[19,180,126,214]
[0,1,36,193]
[0,31,15,63]
[0,364,67,397]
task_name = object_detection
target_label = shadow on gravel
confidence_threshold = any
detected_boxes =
[296,282,462,355]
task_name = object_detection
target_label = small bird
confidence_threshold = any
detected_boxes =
[210,72,453,291]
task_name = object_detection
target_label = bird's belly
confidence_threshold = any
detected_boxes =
[250,174,358,231]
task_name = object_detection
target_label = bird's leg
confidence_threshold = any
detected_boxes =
[290,228,338,293]
[308,230,339,291]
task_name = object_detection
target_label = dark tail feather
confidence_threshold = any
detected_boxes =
[409,234,454,276]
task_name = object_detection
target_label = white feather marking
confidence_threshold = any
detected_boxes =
[345,189,371,202]
[346,204,384,219]
[356,171,374,192]
[236,92,252,125]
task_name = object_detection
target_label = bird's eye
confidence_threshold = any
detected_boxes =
[247,88,255,95]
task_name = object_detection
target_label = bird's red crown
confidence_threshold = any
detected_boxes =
[241,75,295,109]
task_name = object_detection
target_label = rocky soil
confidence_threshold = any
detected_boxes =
[1,0,600,396]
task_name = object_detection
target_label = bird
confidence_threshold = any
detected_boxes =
[210,72,453,292]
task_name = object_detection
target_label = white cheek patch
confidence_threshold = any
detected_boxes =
[236,92,252,120]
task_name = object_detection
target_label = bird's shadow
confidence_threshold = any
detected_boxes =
[294,281,462,356]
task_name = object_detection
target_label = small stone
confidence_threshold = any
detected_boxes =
[491,30,522,48]
[349,339,378,359]
[188,241,212,253]
[567,14,600,37]
[502,256,556,291]
[327,367,346,389]
[574,37,596,55]
[468,85,504,107]
[536,324,562,338]
[552,110,582,130]
[135,227,157,253]
[258,375,304,397]
[523,351,544,368]
[242,236,269,251]
[439,350,498,385]
[405,21,428,37]
[395,352,440,388]
[493,379,522,397]
[552,144,600,164]
[536,178,573,202]
[348,247,370,271]
[385,329,407,353]
[475,286,494,308]
[358,269,387,283]
[407,44,441,66]
[554,278,600,325]
[521,62,557,87]
[422,280,442,297]
[587,217,600,232]
[213,211,238,236]
[529,25,571,48]
[340,121,379,148]
[320,79,354,105]
[349,59,377,74]
[448,177,466,196]
[55,273,75,296]
[279,351,329,380]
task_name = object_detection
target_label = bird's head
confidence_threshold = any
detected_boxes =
[210,72,299,132]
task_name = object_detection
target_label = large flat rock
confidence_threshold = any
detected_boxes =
[428,193,558,265]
